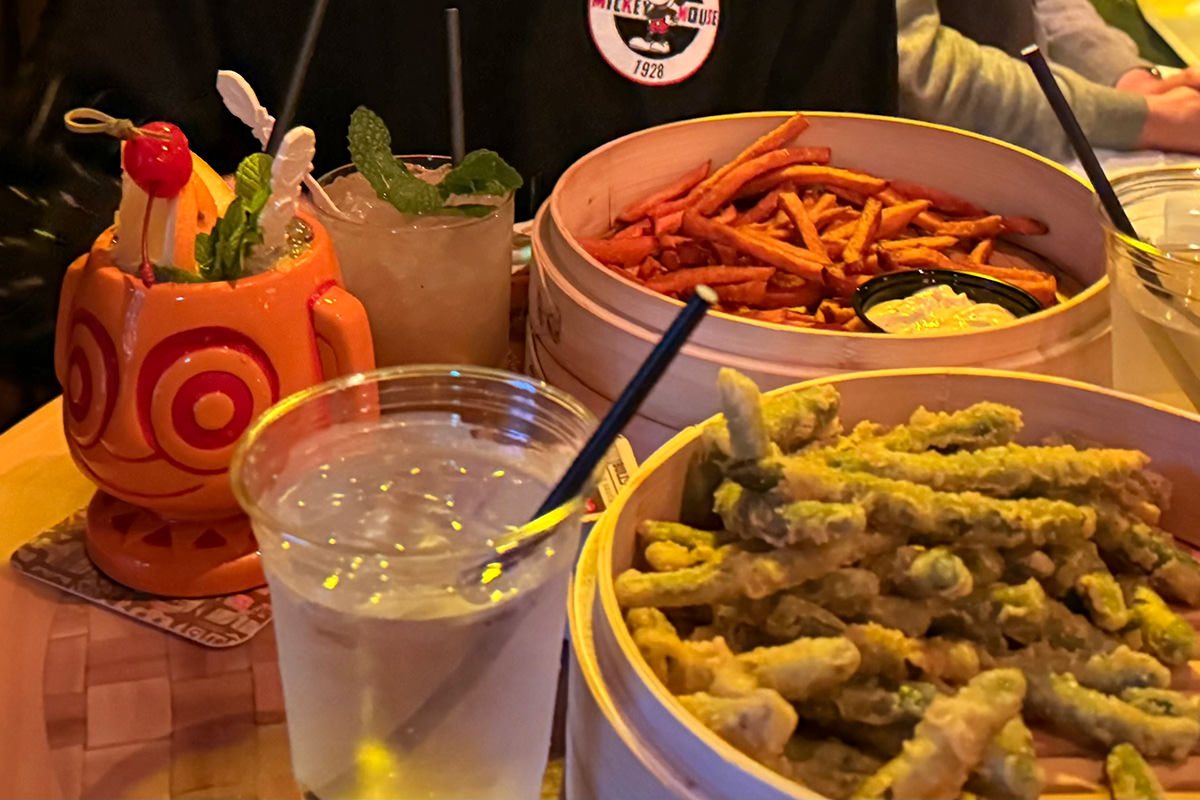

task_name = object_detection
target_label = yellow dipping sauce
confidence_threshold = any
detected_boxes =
[867,284,1017,334]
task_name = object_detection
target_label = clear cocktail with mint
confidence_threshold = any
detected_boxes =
[316,108,521,368]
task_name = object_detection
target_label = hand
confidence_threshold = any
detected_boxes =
[1138,86,1200,154]
[1117,66,1200,95]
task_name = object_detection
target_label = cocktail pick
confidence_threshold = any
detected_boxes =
[446,8,467,164]
[471,286,718,582]
[259,126,316,251]
[216,70,352,221]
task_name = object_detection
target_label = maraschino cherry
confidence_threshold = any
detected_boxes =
[122,122,193,198]
[63,109,195,287]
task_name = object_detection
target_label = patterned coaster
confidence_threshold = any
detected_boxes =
[10,510,271,648]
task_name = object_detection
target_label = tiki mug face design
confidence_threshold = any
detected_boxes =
[54,212,374,522]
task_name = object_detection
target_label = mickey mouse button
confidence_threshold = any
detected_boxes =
[588,0,720,86]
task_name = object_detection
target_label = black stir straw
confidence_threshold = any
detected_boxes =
[533,287,717,519]
[446,8,467,164]
[1021,45,1200,311]
[1020,45,1138,238]
[266,0,330,156]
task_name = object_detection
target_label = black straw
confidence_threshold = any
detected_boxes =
[266,0,329,156]
[446,8,466,164]
[1020,45,1138,239]
[532,288,717,519]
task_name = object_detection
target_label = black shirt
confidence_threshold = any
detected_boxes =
[0,0,897,427]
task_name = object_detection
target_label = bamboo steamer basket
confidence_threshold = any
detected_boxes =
[566,369,1200,800]
[532,114,1111,457]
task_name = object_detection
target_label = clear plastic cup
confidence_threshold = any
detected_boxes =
[1102,167,1200,411]
[315,157,515,369]
[230,365,595,800]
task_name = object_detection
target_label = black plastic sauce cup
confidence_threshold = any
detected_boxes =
[852,268,1044,333]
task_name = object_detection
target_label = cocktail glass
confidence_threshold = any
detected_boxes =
[315,157,515,368]
[1103,167,1200,411]
[55,209,374,596]
[230,365,595,800]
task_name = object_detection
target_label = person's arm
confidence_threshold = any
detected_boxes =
[897,0,1147,161]
[1036,0,1147,86]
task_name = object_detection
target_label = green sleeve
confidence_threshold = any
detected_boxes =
[897,0,1149,161]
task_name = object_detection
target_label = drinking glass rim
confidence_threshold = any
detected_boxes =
[229,364,595,561]
[314,156,515,231]
[1098,165,1200,267]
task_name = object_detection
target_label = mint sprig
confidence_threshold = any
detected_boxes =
[346,106,523,216]
[348,107,443,215]
[195,152,273,281]
[440,149,523,198]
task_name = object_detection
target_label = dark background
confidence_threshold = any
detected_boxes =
[0,0,898,432]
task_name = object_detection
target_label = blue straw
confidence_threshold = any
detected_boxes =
[1020,45,1138,238]
[532,286,716,519]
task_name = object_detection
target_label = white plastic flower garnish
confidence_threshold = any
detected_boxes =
[260,126,316,251]
[215,69,351,221]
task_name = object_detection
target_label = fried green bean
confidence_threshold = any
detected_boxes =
[847,623,981,685]
[846,623,917,682]
[801,679,939,728]
[1130,585,1198,667]
[1042,539,1106,597]
[992,579,1115,652]
[678,688,798,761]
[1077,571,1132,632]
[1026,672,1199,762]
[626,607,754,695]
[615,532,899,608]
[644,540,714,572]
[1077,646,1171,694]
[853,669,1026,800]
[817,442,1147,497]
[737,637,861,701]
[637,520,718,549]
[708,375,842,460]
[713,479,867,546]
[760,383,842,453]
[993,579,1050,645]
[1093,507,1200,607]
[762,595,847,640]
[1122,687,1200,723]
[965,716,1044,800]
[866,403,1024,453]
[792,569,881,617]
[778,459,1097,548]
[1105,743,1165,800]
[901,547,974,600]
[716,367,771,462]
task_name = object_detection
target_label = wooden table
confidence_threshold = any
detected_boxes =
[0,276,540,798]
[0,399,303,799]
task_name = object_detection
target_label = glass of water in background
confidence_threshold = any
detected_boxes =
[231,366,595,800]
[315,158,515,369]
[1103,167,1200,411]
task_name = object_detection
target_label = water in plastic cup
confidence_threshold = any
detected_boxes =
[1103,167,1200,411]
[316,158,515,368]
[231,366,595,800]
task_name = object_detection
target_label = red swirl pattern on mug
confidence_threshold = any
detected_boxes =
[137,327,280,475]
[64,309,120,447]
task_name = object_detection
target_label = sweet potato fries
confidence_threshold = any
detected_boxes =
[576,113,1058,331]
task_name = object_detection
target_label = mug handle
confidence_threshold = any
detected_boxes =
[311,284,376,378]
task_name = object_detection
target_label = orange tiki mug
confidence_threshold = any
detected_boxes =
[54,210,375,596]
